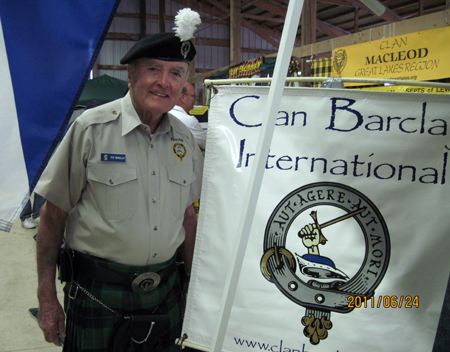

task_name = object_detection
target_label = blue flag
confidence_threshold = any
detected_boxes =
[0,0,121,232]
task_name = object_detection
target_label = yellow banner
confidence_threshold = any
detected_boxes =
[229,56,264,79]
[332,26,450,82]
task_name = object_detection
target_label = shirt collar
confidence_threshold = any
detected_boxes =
[172,105,187,114]
[121,92,142,136]
[120,92,173,137]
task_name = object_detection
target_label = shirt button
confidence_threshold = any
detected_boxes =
[151,171,156,175]
[153,226,158,231]
[150,144,154,148]
[112,111,117,115]
[152,198,157,203]
[153,253,157,258]
[109,179,114,184]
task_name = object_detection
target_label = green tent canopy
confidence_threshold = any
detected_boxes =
[77,74,128,106]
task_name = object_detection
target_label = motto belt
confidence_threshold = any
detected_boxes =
[72,251,175,294]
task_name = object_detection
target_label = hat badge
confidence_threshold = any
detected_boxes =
[181,41,191,60]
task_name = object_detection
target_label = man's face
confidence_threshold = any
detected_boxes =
[128,58,189,119]
[183,83,197,112]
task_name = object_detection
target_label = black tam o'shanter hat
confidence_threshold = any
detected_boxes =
[120,8,201,65]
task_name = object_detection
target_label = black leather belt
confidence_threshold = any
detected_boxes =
[72,251,175,294]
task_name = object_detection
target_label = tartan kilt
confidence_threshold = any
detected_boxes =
[63,253,182,352]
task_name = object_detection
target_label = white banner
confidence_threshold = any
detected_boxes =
[183,86,450,352]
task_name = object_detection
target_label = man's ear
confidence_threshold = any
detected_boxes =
[127,65,133,86]
[179,93,187,105]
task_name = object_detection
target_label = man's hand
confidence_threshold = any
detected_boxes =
[298,223,319,239]
[38,299,66,346]
[298,223,321,255]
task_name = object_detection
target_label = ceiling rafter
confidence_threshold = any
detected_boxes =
[200,0,288,46]
[111,0,445,70]
[317,19,352,36]
[241,0,288,17]
[176,0,299,47]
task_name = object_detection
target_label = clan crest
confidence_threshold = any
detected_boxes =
[260,182,390,345]
[333,49,348,75]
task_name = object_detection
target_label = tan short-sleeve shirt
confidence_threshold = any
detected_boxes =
[35,93,203,266]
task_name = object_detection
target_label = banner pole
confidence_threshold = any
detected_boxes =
[204,77,450,89]
[208,1,305,351]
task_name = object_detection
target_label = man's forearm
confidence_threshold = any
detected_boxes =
[181,203,197,275]
[36,201,67,300]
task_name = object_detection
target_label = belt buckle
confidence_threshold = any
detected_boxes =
[131,272,161,293]
[69,283,78,299]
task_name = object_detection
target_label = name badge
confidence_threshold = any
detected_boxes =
[101,153,126,162]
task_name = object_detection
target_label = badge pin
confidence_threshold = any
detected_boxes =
[180,41,191,59]
[173,143,187,163]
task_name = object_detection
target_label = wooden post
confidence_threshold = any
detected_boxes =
[187,0,198,79]
[301,0,316,86]
[140,0,147,38]
[230,0,241,65]
[158,0,165,33]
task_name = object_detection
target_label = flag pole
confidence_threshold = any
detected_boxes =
[209,1,305,351]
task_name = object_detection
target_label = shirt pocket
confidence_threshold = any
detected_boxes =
[87,163,137,220]
[167,164,197,217]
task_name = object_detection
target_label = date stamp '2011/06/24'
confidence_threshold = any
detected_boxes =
[348,295,419,309]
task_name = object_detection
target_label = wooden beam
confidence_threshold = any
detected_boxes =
[140,0,147,38]
[230,0,242,65]
[302,0,317,46]
[115,11,228,25]
[242,13,285,23]
[318,0,355,7]
[106,32,141,41]
[97,65,128,70]
[316,19,351,37]
[205,0,229,13]
[353,0,403,22]
[159,0,165,33]
[195,37,231,46]
[319,0,403,22]
[187,0,198,78]
[241,0,287,17]
[301,0,317,83]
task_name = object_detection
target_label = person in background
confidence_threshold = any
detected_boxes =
[170,82,207,150]
[34,8,203,352]
[20,193,45,229]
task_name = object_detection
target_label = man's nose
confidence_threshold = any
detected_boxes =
[156,70,171,87]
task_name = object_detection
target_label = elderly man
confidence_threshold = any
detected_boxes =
[170,82,207,149]
[34,31,203,352]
